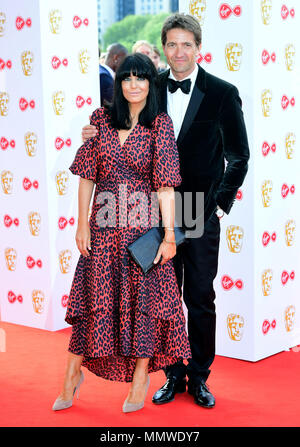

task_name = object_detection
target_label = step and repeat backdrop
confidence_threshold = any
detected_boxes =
[1,0,299,361]
[0,0,100,330]
[180,0,300,360]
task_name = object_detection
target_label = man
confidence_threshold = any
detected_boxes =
[99,43,128,105]
[82,13,249,408]
[132,39,154,60]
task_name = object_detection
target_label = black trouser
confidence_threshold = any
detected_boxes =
[165,212,221,384]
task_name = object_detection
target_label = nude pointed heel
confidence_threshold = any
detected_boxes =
[122,375,150,413]
[52,370,84,411]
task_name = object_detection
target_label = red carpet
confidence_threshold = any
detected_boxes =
[0,321,299,427]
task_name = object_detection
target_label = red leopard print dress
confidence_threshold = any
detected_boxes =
[66,107,191,382]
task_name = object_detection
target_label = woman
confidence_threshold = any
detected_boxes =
[52,53,191,413]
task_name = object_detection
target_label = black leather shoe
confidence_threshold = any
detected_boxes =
[187,380,215,408]
[152,376,186,405]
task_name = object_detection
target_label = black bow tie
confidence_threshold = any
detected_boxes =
[167,78,191,94]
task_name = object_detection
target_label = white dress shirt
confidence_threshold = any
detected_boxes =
[167,64,198,140]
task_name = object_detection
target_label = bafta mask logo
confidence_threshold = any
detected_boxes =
[226,225,244,253]
[227,313,244,341]
[285,219,296,246]
[261,89,272,117]
[24,131,37,157]
[21,51,34,76]
[49,9,62,34]
[262,269,273,296]
[285,132,296,159]
[261,180,273,207]
[32,289,45,314]
[189,0,206,26]
[0,91,9,116]
[0,12,6,37]
[284,305,296,332]
[5,248,17,271]
[56,170,69,195]
[285,44,296,71]
[59,249,72,274]
[78,49,91,74]
[225,43,243,71]
[52,90,65,115]
[28,211,41,236]
[1,170,13,194]
[261,0,272,25]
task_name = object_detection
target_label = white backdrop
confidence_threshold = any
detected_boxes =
[0,0,100,330]
[180,0,300,360]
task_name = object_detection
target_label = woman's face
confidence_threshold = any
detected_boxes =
[121,73,149,107]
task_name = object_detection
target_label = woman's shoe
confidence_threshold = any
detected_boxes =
[52,370,84,411]
[122,375,150,413]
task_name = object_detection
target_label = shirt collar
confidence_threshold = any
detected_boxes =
[168,64,198,84]
[102,63,115,79]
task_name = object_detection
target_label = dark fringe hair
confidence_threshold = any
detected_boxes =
[104,53,159,129]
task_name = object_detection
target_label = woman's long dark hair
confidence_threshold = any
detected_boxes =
[105,53,159,129]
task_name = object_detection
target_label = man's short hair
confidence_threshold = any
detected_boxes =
[161,13,202,47]
[106,43,128,57]
[132,40,153,54]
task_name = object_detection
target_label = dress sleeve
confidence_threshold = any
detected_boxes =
[151,113,182,191]
[69,108,102,183]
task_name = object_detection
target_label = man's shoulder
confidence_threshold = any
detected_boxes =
[204,69,238,96]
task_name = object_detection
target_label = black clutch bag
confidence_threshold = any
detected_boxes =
[127,226,186,274]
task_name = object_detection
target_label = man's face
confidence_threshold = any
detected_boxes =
[114,52,127,72]
[163,28,200,79]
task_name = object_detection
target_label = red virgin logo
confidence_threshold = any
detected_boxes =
[1,137,15,150]
[262,231,276,247]
[73,16,89,28]
[262,50,276,65]
[61,294,69,307]
[26,256,42,269]
[281,270,295,285]
[281,5,295,20]
[19,98,35,111]
[23,178,39,190]
[0,59,12,70]
[4,215,19,227]
[236,189,243,200]
[221,275,243,291]
[58,217,75,230]
[197,53,212,64]
[8,291,23,303]
[51,56,68,70]
[219,4,241,19]
[55,137,71,150]
[281,183,295,198]
[76,95,92,108]
[262,141,276,156]
[281,95,295,109]
[262,319,276,335]
[16,17,32,30]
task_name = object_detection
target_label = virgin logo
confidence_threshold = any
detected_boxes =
[51,56,68,70]
[262,50,276,65]
[197,53,212,64]
[58,217,75,229]
[1,138,15,150]
[76,95,92,108]
[236,189,243,200]
[262,319,276,335]
[281,183,295,198]
[26,256,42,269]
[219,4,241,19]
[23,178,39,190]
[281,95,295,109]
[73,16,89,28]
[19,98,35,111]
[61,294,69,307]
[262,231,276,247]
[8,291,23,303]
[262,141,276,156]
[4,215,19,227]
[16,17,32,30]
[0,59,12,70]
[221,275,243,290]
[55,137,71,150]
[281,5,295,20]
[281,270,295,285]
